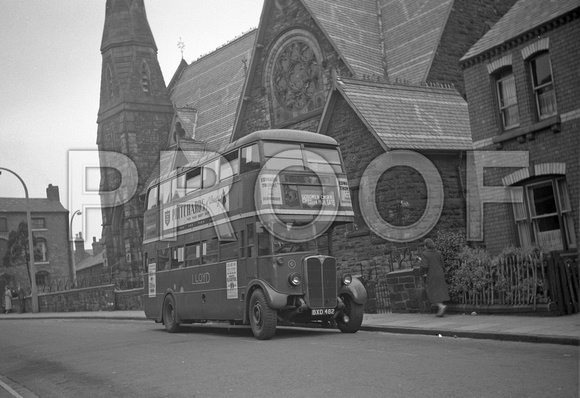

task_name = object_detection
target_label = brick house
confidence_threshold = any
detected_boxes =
[98,0,517,275]
[460,0,579,254]
[0,184,72,293]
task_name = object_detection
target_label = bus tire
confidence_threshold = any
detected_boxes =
[249,289,277,340]
[337,294,364,333]
[163,295,181,333]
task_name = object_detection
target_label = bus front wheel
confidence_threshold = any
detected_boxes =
[249,289,277,340]
[163,295,181,333]
[337,295,364,333]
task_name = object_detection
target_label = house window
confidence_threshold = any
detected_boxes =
[530,52,557,118]
[496,70,519,129]
[0,238,8,261]
[36,271,50,288]
[512,178,576,251]
[0,217,7,232]
[35,238,48,262]
[31,218,46,230]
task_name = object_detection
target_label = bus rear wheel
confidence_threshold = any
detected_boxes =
[337,295,364,333]
[249,289,277,340]
[163,295,181,333]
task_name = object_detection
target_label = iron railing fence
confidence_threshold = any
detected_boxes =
[452,251,578,313]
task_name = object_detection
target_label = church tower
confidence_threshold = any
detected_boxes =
[96,0,173,278]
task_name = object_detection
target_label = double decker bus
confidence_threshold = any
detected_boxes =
[142,129,367,339]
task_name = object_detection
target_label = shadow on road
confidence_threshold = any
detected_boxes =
[148,322,341,340]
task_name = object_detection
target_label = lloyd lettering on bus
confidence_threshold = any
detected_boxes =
[192,272,211,285]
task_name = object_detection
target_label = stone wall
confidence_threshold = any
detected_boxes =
[13,286,143,313]
[386,268,430,313]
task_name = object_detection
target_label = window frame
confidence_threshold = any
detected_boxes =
[495,69,519,130]
[36,271,50,288]
[35,238,48,262]
[512,177,576,251]
[31,217,46,230]
[529,52,557,119]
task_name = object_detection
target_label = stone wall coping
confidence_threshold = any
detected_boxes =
[387,267,424,276]
[114,287,144,294]
[38,284,115,297]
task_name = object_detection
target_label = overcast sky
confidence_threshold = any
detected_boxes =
[0,0,263,246]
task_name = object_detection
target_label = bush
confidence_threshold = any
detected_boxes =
[434,230,465,302]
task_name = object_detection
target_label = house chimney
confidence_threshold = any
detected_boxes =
[46,184,60,201]
[92,236,104,254]
[74,232,86,263]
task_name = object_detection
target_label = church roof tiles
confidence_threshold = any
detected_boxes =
[332,77,472,151]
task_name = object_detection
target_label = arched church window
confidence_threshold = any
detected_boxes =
[266,30,327,126]
[141,60,151,94]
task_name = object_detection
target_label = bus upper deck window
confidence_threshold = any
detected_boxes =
[146,186,158,209]
[220,151,239,180]
[160,180,172,205]
[241,144,260,173]
[186,168,202,193]
[305,146,343,173]
[263,142,304,170]
[202,161,218,188]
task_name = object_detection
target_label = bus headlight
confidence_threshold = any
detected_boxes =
[288,273,302,286]
[341,274,352,286]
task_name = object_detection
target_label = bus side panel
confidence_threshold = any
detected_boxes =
[169,268,205,321]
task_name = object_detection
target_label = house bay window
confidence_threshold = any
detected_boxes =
[530,52,557,118]
[512,178,576,251]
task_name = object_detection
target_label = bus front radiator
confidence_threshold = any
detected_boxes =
[304,256,338,308]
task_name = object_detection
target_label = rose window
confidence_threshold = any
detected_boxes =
[272,41,321,111]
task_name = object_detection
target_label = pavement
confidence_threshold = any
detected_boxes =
[1,309,578,346]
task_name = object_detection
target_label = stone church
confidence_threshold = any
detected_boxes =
[96,0,517,278]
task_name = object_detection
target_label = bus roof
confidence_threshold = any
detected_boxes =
[228,129,338,150]
[149,130,339,188]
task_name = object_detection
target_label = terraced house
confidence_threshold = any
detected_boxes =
[461,0,579,254]
[0,185,72,293]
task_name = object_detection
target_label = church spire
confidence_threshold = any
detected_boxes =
[96,0,173,279]
[100,0,157,53]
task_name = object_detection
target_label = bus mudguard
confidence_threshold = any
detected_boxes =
[246,280,288,309]
[339,277,368,305]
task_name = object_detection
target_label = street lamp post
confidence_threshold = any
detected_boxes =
[0,167,39,313]
[70,210,82,283]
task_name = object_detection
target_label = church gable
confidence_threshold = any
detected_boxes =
[233,0,352,138]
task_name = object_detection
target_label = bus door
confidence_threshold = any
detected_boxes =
[180,242,207,320]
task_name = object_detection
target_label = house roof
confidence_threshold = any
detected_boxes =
[169,29,256,152]
[76,247,106,271]
[329,77,472,151]
[0,198,67,214]
[461,0,580,62]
